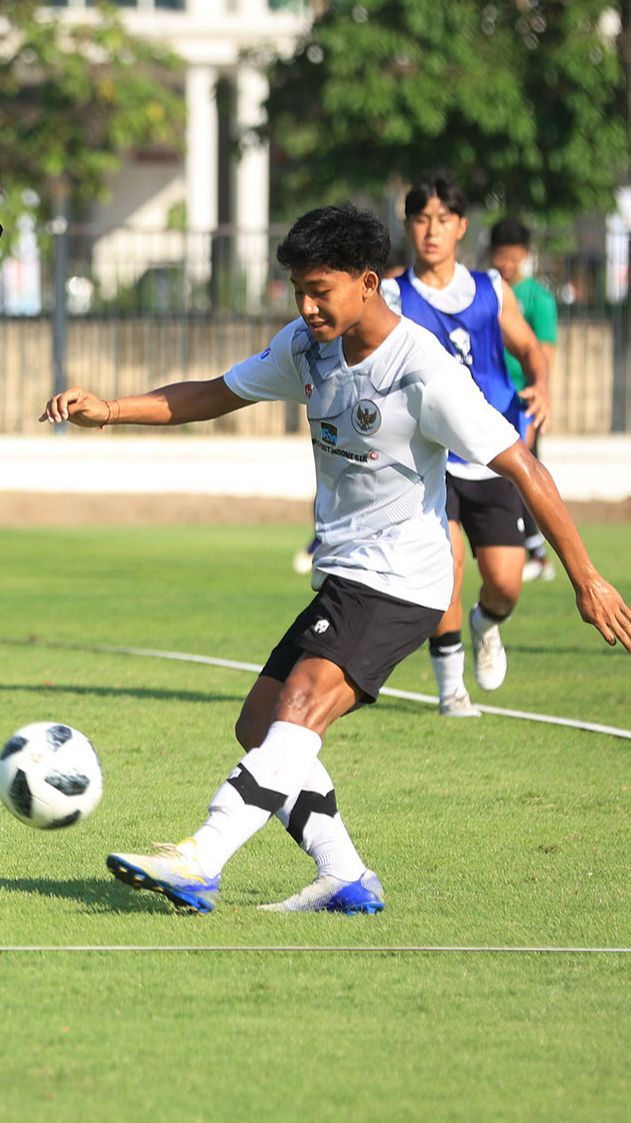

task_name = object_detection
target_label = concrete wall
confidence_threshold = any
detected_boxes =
[3,434,630,503]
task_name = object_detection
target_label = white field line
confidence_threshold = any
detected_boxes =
[84,642,631,742]
[3,636,631,741]
[1,945,630,954]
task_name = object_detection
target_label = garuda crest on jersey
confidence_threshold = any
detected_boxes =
[351,399,382,436]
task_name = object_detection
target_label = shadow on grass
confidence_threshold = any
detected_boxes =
[0,683,244,706]
[0,876,258,914]
[0,876,171,915]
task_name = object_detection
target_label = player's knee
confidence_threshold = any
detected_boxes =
[275,682,320,725]
[274,677,348,733]
[498,577,521,606]
[481,561,522,606]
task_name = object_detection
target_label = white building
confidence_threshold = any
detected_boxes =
[41,1,310,303]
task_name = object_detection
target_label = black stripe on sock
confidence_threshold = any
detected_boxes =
[479,603,511,624]
[429,630,462,657]
[227,764,286,814]
[287,788,338,845]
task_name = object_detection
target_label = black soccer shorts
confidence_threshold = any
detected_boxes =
[445,473,526,554]
[260,574,443,704]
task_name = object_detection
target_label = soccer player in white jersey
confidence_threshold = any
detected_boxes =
[382,177,551,717]
[42,204,631,916]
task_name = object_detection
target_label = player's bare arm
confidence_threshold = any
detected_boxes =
[40,376,250,429]
[499,281,551,433]
[490,440,631,651]
[540,341,556,368]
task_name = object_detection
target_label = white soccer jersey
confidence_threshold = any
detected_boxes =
[224,316,518,609]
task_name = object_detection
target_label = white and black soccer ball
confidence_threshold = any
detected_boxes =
[0,722,103,829]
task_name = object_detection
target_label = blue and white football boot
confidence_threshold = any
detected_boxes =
[258,869,385,914]
[106,839,220,915]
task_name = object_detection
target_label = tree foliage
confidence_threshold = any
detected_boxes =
[264,0,627,222]
[0,0,184,245]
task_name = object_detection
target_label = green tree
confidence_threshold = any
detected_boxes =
[264,0,627,222]
[0,0,184,248]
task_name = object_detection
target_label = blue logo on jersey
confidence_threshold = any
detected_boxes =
[320,421,338,446]
[259,347,271,360]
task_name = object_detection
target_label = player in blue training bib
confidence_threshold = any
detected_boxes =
[395,269,529,449]
[382,175,551,716]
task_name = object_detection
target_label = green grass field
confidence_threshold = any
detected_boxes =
[1,521,630,1122]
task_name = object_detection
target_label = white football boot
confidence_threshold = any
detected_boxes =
[469,608,508,691]
[522,555,555,583]
[106,839,220,914]
[259,869,385,914]
[439,689,481,717]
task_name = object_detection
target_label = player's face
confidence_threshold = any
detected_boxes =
[290,267,376,340]
[490,243,529,285]
[405,196,467,268]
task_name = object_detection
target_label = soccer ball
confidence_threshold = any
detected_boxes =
[0,722,103,829]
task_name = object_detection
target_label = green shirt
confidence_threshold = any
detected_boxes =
[505,276,557,390]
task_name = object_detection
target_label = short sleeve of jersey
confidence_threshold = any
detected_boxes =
[224,319,305,404]
[528,281,558,343]
[413,329,519,464]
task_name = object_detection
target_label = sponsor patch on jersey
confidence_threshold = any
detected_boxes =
[352,400,381,436]
[312,438,369,463]
[320,421,338,446]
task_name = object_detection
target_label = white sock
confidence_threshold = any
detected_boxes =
[470,602,507,637]
[277,758,366,881]
[525,532,546,556]
[430,643,466,701]
[192,720,321,877]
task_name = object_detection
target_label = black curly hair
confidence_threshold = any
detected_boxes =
[277,203,391,280]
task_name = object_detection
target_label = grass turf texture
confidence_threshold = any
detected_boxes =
[1,522,630,1122]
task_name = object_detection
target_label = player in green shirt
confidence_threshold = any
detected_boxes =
[490,217,558,581]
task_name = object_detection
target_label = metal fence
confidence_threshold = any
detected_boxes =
[1,222,630,436]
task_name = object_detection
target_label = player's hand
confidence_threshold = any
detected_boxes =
[39,387,109,428]
[519,382,551,434]
[575,575,631,652]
